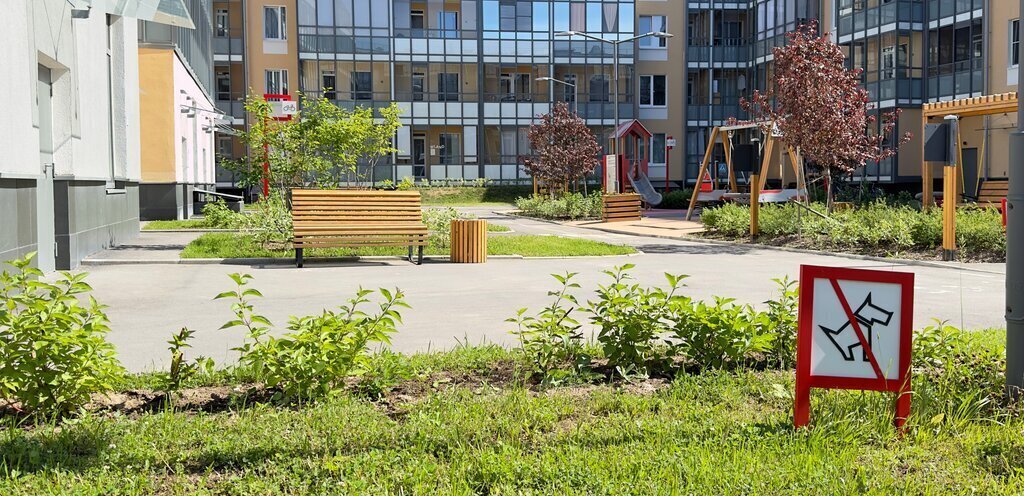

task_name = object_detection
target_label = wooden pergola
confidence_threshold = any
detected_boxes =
[920,92,1018,208]
[685,122,807,220]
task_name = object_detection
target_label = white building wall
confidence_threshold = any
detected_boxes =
[173,51,218,185]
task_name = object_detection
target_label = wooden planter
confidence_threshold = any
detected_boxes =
[450,219,488,263]
[602,194,642,222]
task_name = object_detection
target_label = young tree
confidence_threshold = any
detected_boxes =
[741,21,911,211]
[523,102,603,195]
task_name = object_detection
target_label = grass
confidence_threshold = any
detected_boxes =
[179,232,635,259]
[142,219,217,230]
[3,330,1023,494]
[487,224,512,233]
[417,186,533,206]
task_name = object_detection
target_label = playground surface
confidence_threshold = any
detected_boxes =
[79,208,1006,372]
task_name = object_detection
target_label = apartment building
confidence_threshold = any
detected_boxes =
[212,0,689,191]
[138,0,221,220]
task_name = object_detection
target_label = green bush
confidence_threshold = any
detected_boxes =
[657,189,695,209]
[215,273,406,402]
[667,297,776,369]
[0,253,124,417]
[201,199,242,229]
[701,200,1005,258]
[508,272,591,384]
[422,207,464,249]
[239,193,292,245]
[515,192,603,220]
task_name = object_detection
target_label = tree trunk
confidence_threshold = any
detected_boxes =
[824,167,835,213]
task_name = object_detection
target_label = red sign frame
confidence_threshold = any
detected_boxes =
[794,265,915,430]
[259,93,294,198]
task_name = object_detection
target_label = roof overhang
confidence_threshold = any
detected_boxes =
[79,0,195,29]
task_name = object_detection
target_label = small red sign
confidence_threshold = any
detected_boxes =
[795,265,914,430]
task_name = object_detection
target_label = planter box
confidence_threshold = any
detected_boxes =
[602,194,642,222]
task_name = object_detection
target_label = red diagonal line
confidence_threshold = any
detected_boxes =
[829,278,885,381]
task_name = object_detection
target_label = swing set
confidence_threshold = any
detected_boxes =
[685,122,809,221]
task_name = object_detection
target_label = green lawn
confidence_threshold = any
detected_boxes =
[142,219,216,230]
[417,186,532,206]
[3,333,1022,494]
[487,223,512,233]
[180,232,635,259]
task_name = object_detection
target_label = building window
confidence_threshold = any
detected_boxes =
[651,134,666,164]
[351,71,372,100]
[438,73,459,102]
[264,6,286,40]
[106,15,117,182]
[438,133,460,164]
[639,75,666,107]
[562,74,577,103]
[500,72,532,102]
[439,10,458,38]
[412,70,425,101]
[215,9,229,37]
[216,71,231,100]
[265,69,288,94]
[589,75,609,102]
[410,10,425,36]
[1012,19,1020,67]
[217,136,233,158]
[639,16,667,47]
[321,71,336,100]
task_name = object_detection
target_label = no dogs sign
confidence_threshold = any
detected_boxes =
[794,265,915,429]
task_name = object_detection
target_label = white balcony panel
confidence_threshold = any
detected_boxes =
[463,104,479,119]
[394,38,411,54]
[445,102,463,118]
[639,108,669,121]
[430,165,447,179]
[463,40,478,55]
[395,166,414,179]
[464,126,477,162]
[485,165,502,179]
[429,39,444,54]
[462,166,479,180]
[430,102,447,115]
[446,165,464,178]
[483,40,500,55]
[533,41,549,57]
[396,126,411,158]
[501,164,518,179]
[411,102,429,116]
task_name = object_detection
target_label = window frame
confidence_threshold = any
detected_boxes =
[264,6,287,41]
[638,15,667,48]
[215,8,229,37]
[264,69,289,95]
[650,133,666,165]
[639,74,666,107]
[1012,19,1021,68]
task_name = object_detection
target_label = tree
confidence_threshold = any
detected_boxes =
[223,93,403,194]
[522,102,602,195]
[741,21,911,211]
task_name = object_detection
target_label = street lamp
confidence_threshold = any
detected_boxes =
[536,76,577,114]
[556,30,673,158]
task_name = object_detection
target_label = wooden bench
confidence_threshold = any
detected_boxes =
[291,189,429,268]
[977,179,1008,208]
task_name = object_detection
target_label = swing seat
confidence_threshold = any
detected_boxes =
[696,189,727,202]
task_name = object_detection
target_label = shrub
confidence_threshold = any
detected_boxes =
[515,192,602,220]
[423,207,464,248]
[667,296,776,369]
[216,273,406,402]
[0,253,124,417]
[160,328,213,397]
[239,193,292,245]
[508,272,590,384]
[201,199,242,229]
[657,189,695,209]
[587,266,686,378]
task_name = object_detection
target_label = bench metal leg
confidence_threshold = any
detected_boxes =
[408,245,414,262]
[296,248,304,268]
[416,245,424,265]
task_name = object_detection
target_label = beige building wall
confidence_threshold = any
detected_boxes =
[245,0,299,96]
[637,0,686,185]
[138,48,176,183]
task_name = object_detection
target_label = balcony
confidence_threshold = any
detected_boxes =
[687,42,749,66]
[213,28,243,59]
[837,1,925,36]
[216,99,245,121]
[686,103,744,123]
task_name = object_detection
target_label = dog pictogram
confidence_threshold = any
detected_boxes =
[818,294,894,362]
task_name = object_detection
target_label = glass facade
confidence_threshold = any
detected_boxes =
[295,0,638,182]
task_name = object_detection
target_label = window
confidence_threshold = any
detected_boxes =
[651,134,666,164]
[639,16,667,47]
[562,74,577,103]
[265,69,288,94]
[410,10,425,36]
[439,11,458,38]
[321,70,336,100]
[438,73,459,101]
[351,71,372,100]
[106,15,117,182]
[1013,19,1021,67]
[215,9,229,37]
[412,70,425,101]
[217,136,233,158]
[499,72,532,101]
[216,70,230,100]
[499,0,531,31]
[264,6,286,40]
[589,75,608,102]
[438,133,460,164]
[639,75,666,107]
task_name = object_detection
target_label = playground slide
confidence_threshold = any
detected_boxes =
[627,171,663,206]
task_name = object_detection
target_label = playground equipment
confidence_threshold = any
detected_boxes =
[603,120,662,206]
[920,91,1017,260]
[686,122,808,220]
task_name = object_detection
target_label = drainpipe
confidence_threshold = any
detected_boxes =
[1007,0,1024,398]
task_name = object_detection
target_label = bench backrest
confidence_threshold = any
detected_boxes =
[291,189,424,225]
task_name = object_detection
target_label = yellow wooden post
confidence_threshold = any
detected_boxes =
[942,171,957,261]
[750,173,760,238]
[686,127,721,221]
[758,135,775,192]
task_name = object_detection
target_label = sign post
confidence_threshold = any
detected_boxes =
[665,136,675,193]
[261,93,295,198]
[795,265,915,430]
[604,154,619,194]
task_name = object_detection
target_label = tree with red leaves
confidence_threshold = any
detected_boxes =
[523,102,603,194]
[741,21,911,211]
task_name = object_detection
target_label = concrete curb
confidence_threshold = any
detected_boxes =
[140,229,240,233]
[81,252,641,266]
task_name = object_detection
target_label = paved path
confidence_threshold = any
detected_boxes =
[78,210,1006,372]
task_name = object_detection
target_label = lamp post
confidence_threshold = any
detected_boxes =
[1007,0,1024,398]
[536,76,577,114]
[555,30,673,160]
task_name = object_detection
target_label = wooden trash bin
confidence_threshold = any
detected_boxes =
[450,219,488,263]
